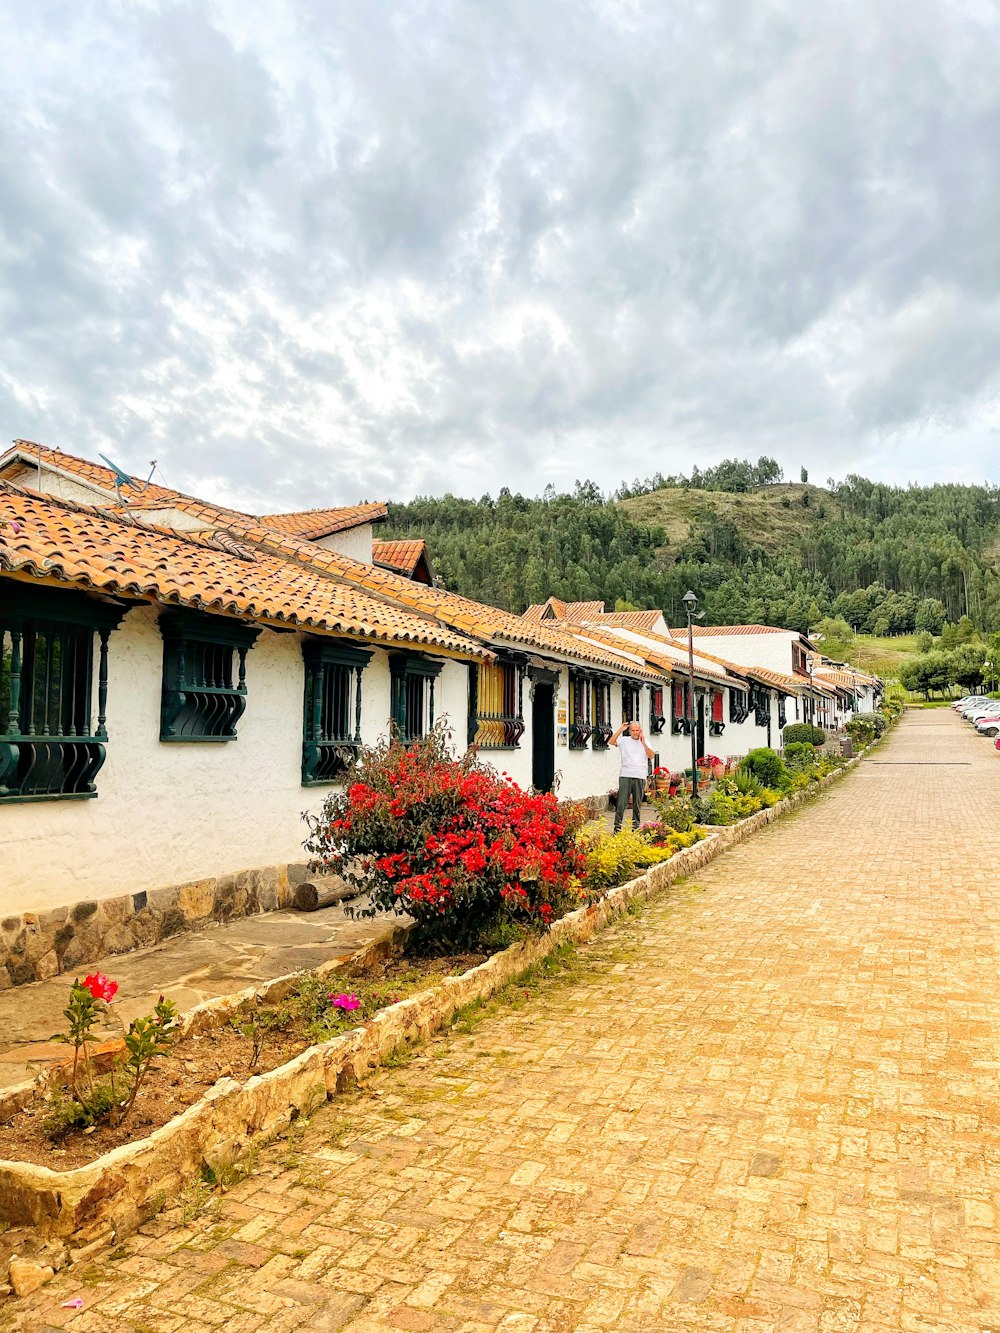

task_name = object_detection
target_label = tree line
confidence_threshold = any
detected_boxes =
[383,465,1000,633]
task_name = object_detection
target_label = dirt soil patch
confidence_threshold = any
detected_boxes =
[1,949,489,1170]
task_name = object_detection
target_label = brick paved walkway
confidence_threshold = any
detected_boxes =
[11,710,1000,1332]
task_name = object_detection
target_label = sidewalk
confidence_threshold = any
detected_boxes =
[11,711,1000,1331]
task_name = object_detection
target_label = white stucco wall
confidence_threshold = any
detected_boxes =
[315,524,374,563]
[2,601,690,916]
[693,633,801,677]
[1,606,410,914]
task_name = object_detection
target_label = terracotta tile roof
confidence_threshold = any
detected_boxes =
[261,504,388,539]
[553,622,737,688]
[3,440,261,529]
[1,443,664,681]
[587,610,664,633]
[0,485,485,659]
[4,440,387,540]
[815,667,879,688]
[688,624,794,637]
[737,665,806,695]
[522,598,606,623]
[372,539,429,577]
[202,518,661,680]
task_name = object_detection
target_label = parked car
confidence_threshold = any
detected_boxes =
[962,702,1000,720]
[953,696,982,710]
[976,717,1000,737]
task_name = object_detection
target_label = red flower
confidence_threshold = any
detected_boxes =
[82,972,118,1003]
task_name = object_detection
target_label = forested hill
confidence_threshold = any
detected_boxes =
[382,466,1000,634]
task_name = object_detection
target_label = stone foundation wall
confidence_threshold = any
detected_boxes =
[0,863,311,989]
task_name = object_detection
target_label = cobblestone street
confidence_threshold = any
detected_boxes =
[11,709,1000,1333]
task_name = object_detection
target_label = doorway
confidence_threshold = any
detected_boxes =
[531,681,555,791]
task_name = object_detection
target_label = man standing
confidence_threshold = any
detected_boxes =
[610,718,655,833]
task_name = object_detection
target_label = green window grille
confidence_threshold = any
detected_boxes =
[1,583,126,802]
[591,677,612,749]
[729,687,750,724]
[622,682,640,723]
[302,639,373,785]
[159,611,261,742]
[390,653,443,743]
[469,657,525,749]
[750,684,771,728]
[568,672,592,749]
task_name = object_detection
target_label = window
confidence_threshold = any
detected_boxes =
[777,696,787,730]
[729,687,750,724]
[671,681,692,734]
[568,672,592,749]
[470,659,524,749]
[302,640,373,784]
[622,682,640,723]
[591,677,612,748]
[709,689,725,736]
[750,684,771,728]
[649,684,665,734]
[159,611,261,742]
[1,584,125,802]
[390,654,443,743]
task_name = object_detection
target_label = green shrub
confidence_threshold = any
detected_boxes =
[852,711,886,738]
[782,723,825,747]
[846,715,877,747]
[577,827,676,888]
[783,741,816,770]
[738,748,789,790]
[651,792,697,832]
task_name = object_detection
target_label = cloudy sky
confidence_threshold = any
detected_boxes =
[2,0,999,512]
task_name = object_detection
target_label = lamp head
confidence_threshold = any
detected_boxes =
[682,590,698,608]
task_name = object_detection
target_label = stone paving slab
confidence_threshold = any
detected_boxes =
[0,896,397,1092]
[8,710,1000,1332]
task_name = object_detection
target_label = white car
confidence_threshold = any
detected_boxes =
[962,700,1000,718]
[965,705,1000,724]
[976,716,1000,737]
[953,696,981,710]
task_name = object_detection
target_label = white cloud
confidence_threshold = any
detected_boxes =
[1,0,1000,510]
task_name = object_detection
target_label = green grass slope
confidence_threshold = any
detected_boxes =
[619,483,840,559]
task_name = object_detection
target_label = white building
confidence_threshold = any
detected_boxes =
[0,443,667,985]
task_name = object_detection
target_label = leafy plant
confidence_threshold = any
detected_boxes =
[782,723,825,747]
[783,741,816,770]
[846,715,877,746]
[651,792,697,832]
[231,1005,289,1070]
[303,726,589,949]
[577,827,676,889]
[118,996,179,1121]
[738,748,789,790]
[55,973,119,1109]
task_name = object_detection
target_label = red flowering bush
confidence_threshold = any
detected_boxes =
[303,728,590,948]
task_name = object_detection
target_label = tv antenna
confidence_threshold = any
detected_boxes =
[98,453,158,507]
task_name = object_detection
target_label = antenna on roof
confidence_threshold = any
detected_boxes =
[98,453,158,507]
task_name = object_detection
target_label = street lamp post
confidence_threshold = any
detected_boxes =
[682,590,703,798]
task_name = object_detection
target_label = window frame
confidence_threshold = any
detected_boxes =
[302,638,374,785]
[591,676,613,749]
[389,653,443,744]
[649,684,665,734]
[469,655,525,750]
[622,681,641,724]
[568,671,592,749]
[1,582,126,803]
[158,610,261,743]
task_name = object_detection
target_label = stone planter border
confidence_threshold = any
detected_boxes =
[0,753,862,1263]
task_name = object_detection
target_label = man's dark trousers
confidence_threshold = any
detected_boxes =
[614,776,644,833]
